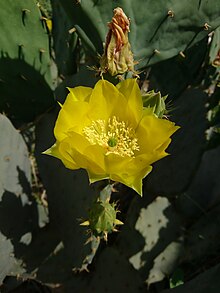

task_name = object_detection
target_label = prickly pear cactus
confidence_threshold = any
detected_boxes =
[116,195,183,286]
[51,0,78,77]
[144,88,208,195]
[0,0,55,123]
[0,114,34,281]
[1,1,220,292]
[57,0,220,68]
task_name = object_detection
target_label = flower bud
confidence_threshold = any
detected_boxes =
[142,90,167,118]
[100,7,136,76]
[81,199,123,241]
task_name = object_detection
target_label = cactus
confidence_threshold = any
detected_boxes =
[175,145,220,221]
[0,114,35,281]
[1,1,220,292]
[56,0,220,69]
[184,203,220,266]
[0,0,55,123]
[144,88,207,196]
[0,233,25,284]
[51,0,79,77]
[175,147,220,266]
[142,90,167,118]
[206,86,220,149]
[87,247,143,293]
[149,37,208,99]
[1,276,52,293]
[81,199,123,241]
[116,196,184,285]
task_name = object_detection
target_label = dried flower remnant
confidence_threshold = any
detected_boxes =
[100,7,136,76]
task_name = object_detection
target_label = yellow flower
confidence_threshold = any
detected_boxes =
[44,79,179,196]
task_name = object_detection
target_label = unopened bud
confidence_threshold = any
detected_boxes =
[81,199,123,241]
[142,90,167,118]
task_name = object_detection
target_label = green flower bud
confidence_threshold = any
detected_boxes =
[142,90,167,118]
[81,199,123,241]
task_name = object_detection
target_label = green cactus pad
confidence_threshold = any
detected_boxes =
[0,0,55,123]
[144,88,207,195]
[51,0,78,77]
[57,0,220,69]
[0,114,35,281]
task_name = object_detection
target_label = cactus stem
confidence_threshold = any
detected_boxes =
[203,23,211,30]
[167,10,174,18]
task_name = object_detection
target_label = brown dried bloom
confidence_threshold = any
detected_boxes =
[100,7,136,76]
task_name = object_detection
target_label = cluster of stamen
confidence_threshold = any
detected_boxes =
[83,116,139,157]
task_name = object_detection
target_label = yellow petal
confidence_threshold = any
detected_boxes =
[88,79,127,121]
[87,171,109,184]
[65,132,107,175]
[83,144,107,174]
[124,165,152,196]
[105,153,153,196]
[116,79,143,128]
[43,142,79,170]
[136,114,179,154]
[54,99,90,141]
[67,86,92,102]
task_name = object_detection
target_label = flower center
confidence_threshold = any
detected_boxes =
[83,116,139,157]
[107,137,118,148]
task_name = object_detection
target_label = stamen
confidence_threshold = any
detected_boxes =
[83,116,139,157]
